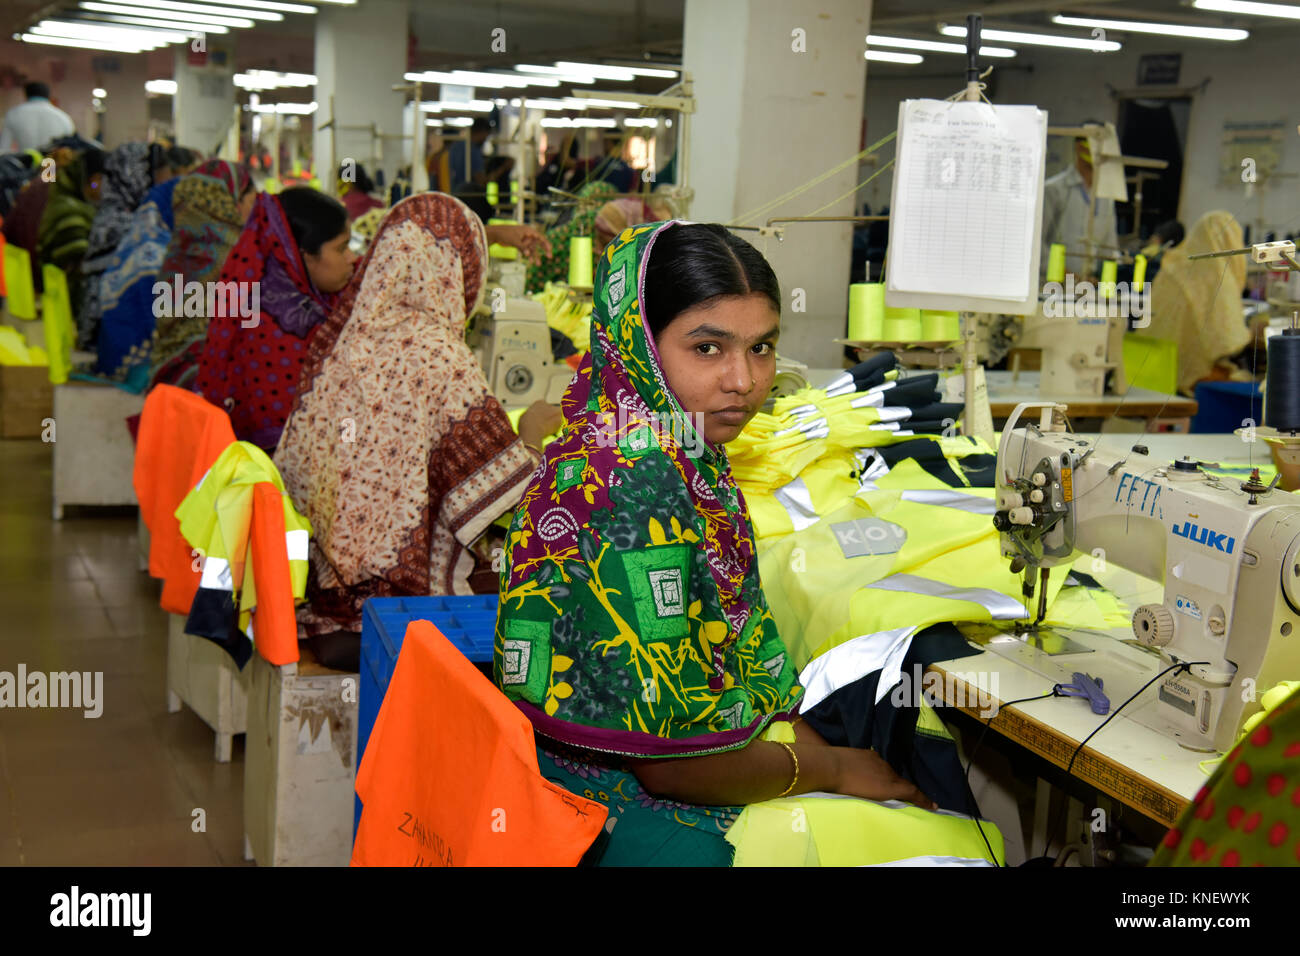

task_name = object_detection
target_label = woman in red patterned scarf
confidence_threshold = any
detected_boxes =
[193,186,356,450]
[275,192,557,669]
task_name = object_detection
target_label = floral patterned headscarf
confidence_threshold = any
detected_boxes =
[495,220,802,758]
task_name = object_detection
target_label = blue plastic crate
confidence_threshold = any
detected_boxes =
[356,594,499,836]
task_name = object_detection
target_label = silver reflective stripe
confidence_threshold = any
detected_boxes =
[285,529,309,561]
[199,555,232,590]
[876,405,910,423]
[866,573,1024,619]
[900,489,997,515]
[851,390,886,409]
[869,855,996,867]
[870,422,900,431]
[772,477,820,532]
[798,625,919,711]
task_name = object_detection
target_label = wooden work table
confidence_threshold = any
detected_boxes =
[985,370,1197,422]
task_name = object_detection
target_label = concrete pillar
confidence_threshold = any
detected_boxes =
[313,0,409,195]
[173,40,237,155]
[95,53,150,148]
[684,0,870,368]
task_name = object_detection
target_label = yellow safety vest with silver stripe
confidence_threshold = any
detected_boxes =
[757,483,1067,670]
[175,441,311,645]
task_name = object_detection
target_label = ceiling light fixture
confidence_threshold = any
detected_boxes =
[145,79,179,94]
[73,11,231,33]
[1051,15,1247,40]
[1192,0,1300,19]
[17,32,152,52]
[939,24,1121,51]
[101,0,284,23]
[80,2,253,28]
[867,34,1016,57]
[865,50,924,64]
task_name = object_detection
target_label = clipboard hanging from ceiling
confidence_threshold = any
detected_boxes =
[883,17,1048,318]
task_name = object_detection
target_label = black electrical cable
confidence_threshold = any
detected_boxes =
[1043,660,1211,861]
[960,690,1061,867]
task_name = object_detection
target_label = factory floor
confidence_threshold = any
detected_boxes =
[0,438,248,866]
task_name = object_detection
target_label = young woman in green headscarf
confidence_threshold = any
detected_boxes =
[496,221,941,865]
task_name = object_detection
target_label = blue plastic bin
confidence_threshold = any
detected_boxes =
[1191,380,1263,434]
[356,594,498,835]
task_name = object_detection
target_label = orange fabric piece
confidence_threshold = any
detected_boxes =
[352,620,607,866]
[249,481,299,666]
[133,385,236,615]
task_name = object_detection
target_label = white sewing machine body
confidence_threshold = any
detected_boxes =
[469,295,575,410]
[1012,296,1122,398]
[995,402,1300,752]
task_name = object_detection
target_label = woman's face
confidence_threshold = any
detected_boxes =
[237,187,256,222]
[303,227,357,293]
[653,293,779,446]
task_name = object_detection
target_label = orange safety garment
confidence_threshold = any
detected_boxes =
[133,384,236,615]
[352,620,607,866]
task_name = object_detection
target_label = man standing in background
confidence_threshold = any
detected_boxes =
[1041,121,1118,281]
[0,82,76,153]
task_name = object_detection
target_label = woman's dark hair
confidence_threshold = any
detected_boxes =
[1154,219,1185,247]
[642,223,780,339]
[278,186,348,254]
[342,162,375,194]
[166,146,198,171]
[81,148,107,179]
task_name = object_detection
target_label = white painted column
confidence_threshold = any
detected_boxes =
[95,53,151,148]
[173,40,237,154]
[313,0,409,196]
[684,0,870,368]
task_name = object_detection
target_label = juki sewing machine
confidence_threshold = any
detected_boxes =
[991,401,1300,752]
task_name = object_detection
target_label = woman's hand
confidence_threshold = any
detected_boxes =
[518,400,563,451]
[831,747,936,810]
[484,223,553,264]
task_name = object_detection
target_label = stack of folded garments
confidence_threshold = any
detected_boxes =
[729,354,996,539]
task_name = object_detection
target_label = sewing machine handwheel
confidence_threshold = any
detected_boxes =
[1133,604,1174,647]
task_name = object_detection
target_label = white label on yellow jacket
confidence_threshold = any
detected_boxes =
[831,518,907,558]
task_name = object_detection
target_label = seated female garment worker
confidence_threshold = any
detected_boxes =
[194,186,356,450]
[495,222,935,865]
[276,192,558,671]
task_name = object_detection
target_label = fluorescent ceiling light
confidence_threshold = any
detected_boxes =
[867,34,1016,57]
[554,61,638,81]
[541,117,617,128]
[1052,15,1248,40]
[92,87,107,97]
[80,2,252,28]
[1192,0,1300,19]
[939,24,1121,51]
[404,70,532,89]
[145,79,178,94]
[103,0,284,23]
[35,19,187,45]
[417,99,495,113]
[250,101,318,114]
[442,117,473,127]
[234,70,317,90]
[865,50,924,63]
[164,0,315,11]
[515,64,619,84]
[17,32,153,52]
[624,117,659,127]
[74,11,231,33]
[523,98,566,110]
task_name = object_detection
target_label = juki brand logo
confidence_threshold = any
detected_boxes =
[1172,521,1236,554]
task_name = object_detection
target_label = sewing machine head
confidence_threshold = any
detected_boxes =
[468,295,576,410]
[993,401,1300,751]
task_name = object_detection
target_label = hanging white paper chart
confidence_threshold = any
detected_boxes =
[886,99,1047,311]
